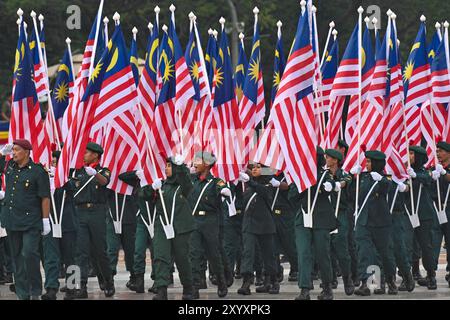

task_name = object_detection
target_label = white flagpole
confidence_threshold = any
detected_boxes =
[66,38,76,82]
[103,16,110,46]
[320,21,335,68]
[89,0,105,79]
[354,6,364,222]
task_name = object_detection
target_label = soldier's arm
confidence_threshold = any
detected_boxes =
[140,185,156,202]
[415,170,432,186]
[176,165,193,197]
[37,167,51,218]
[96,168,111,186]
[279,181,289,191]
[376,177,391,195]
[320,172,336,194]
[118,171,139,187]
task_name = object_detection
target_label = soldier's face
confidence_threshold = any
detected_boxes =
[338,147,346,157]
[165,162,173,177]
[325,155,338,168]
[437,148,450,164]
[51,157,57,167]
[194,158,207,174]
[366,158,372,172]
[409,151,415,165]
[12,145,28,163]
[251,164,262,177]
[84,150,98,165]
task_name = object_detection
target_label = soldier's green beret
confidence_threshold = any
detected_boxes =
[365,150,386,160]
[194,151,217,166]
[409,145,427,156]
[52,151,61,159]
[338,139,349,150]
[317,146,325,155]
[437,141,450,152]
[326,149,343,162]
[86,142,104,156]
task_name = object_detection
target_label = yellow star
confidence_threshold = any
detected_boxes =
[214,67,224,87]
[160,51,174,84]
[90,60,103,82]
[273,71,281,88]
[403,61,414,82]
[54,81,69,103]
[428,50,436,60]
[236,85,244,103]
[190,61,200,82]
[248,58,260,83]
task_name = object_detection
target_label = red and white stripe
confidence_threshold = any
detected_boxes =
[330,59,360,101]
[421,102,448,167]
[33,61,49,98]
[252,121,286,171]
[321,96,346,149]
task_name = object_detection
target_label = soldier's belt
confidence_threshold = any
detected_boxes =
[194,210,215,217]
[236,209,242,215]
[274,209,282,215]
[76,203,99,209]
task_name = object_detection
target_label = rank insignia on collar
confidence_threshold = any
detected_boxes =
[217,180,225,187]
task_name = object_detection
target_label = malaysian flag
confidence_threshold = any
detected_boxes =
[235,34,248,105]
[239,11,265,165]
[404,19,431,146]
[184,17,212,157]
[10,21,51,166]
[51,48,74,143]
[29,26,49,98]
[205,30,218,87]
[271,22,287,106]
[268,7,317,192]
[130,28,140,86]
[210,20,243,182]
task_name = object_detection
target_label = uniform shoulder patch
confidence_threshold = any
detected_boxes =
[217,179,226,187]
[102,168,111,177]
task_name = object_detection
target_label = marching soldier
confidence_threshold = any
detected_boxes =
[237,163,279,295]
[141,156,195,300]
[351,151,397,296]
[189,152,233,299]
[0,140,51,300]
[407,146,439,290]
[326,149,355,295]
[64,142,115,299]
[106,189,137,289]
[290,147,337,300]
[433,141,450,286]
[271,172,298,283]
[41,151,78,300]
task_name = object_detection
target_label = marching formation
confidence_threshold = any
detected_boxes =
[0,0,450,301]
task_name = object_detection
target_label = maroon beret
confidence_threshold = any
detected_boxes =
[13,139,33,151]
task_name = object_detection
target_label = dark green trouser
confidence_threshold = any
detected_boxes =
[8,229,42,299]
[347,215,358,279]
[273,216,298,273]
[241,232,277,277]
[417,219,438,272]
[76,207,112,285]
[42,233,61,290]
[106,217,136,274]
[223,216,242,273]
[331,211,352,277]
[133,218,153,276]
[296,225,333,288]
[392,213,411,276]
[0,236,14,274]
[153,223,193,288]
[355,225,396,281]
[191,215,225,284]
[402,214,414,267]
[432,210,450,272]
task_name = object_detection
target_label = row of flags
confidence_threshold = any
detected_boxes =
[9,1,450,196]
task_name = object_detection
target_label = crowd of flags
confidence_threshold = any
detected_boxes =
[9,0,450,196]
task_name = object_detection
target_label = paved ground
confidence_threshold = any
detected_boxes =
[1,254,450,300]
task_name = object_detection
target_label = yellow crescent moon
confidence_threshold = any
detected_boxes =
[58,64,70,75]
[21,43,25,60]
[361,48,366,69]
[148,39,159,73]
[190,42,196,56]
[14,50,20,73]
[106,48,119,73]
[168,38,174,53]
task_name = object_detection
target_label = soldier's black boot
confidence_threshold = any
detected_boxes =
[295,288,310,300]
[217,274,228,298]
[343,275,355,296]
[104,279,116,298]
[97,273,105,291]
[130,273,145,293]
[182,285,194,300]
[288,271,298,282]
[41,288,58,300]
[412,261,425,282]
[148,282,158,293]
[387,276,398,295]
[255,272,264,287]
[65,284,88,300]
[317,283,334,300]
[237,274,252,295]
[354,280,371,296]
[374,281,386,295]
[269,275,280,294]
[427,271,437,290]
[152,287,168,300]
[402,271,415,292]
[277,265,284,283]
[256,275,272,293]
[331,276,338,289]
[126,273,136,290]
[352,274,360,287]
[210,273,218,286]
[225,269,234,288]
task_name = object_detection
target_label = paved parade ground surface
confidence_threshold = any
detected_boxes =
[0,253,449,300]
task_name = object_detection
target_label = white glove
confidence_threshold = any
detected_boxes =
[436,164,447,176]
[42,218,51,236]
[334,182,342,192]
[397,182,407,193]
[173,154,184,166]
[323,181,333,192]
[152,179,162,191]
[0,144,13,156]
[350,165,362,175]
[221,188,232,198]
[136,170,145,181]
[407,167,417,179]
[0,191,5,200]
[239,172,250,183]
[84,166,97,176]
[270,178,281,188]
[432,170,441,181]
[370,172,383,181]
